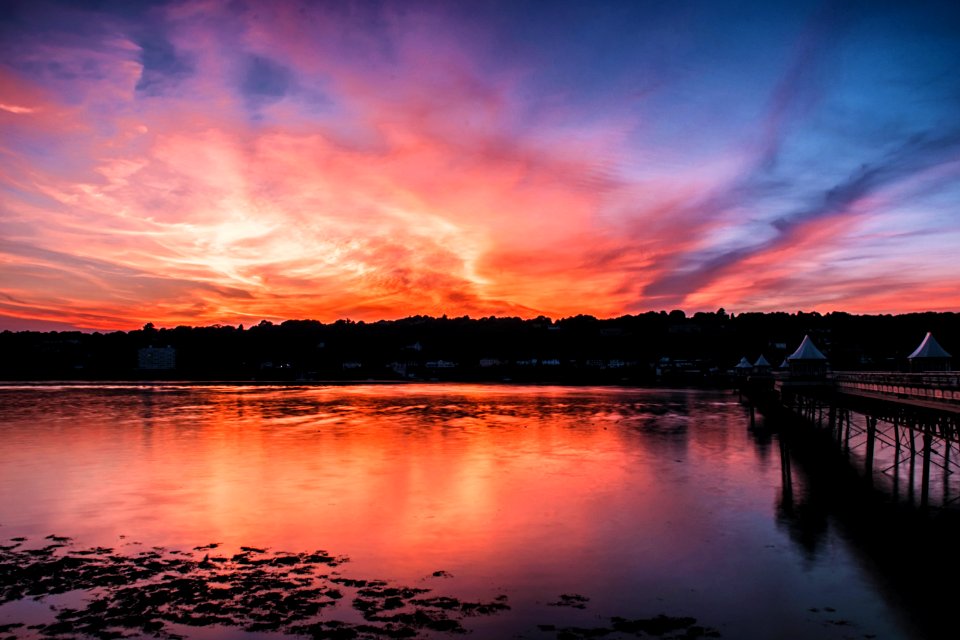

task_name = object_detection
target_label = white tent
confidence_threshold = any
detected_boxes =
[787,335,827,361]
[908,332,951,359]
[907,332,952,372]
[786,335,827,378]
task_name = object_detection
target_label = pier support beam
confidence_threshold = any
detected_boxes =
[865,416,877,484]
[908,419,916,459]
[944,437,952,504]
[893,417,901,499]
[921,431,932,509]
[908,426,917,502]
[843,410,851,453]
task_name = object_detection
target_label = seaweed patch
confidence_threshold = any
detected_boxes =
[0,536,507,639]
[1,536,721,639]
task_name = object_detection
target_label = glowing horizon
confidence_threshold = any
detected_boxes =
[2,1,960,331]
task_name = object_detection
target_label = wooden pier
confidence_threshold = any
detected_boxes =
[765,372,960,509]
[740,332,958,510]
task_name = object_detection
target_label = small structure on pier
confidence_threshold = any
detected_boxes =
[907,332,952,372]
[753,354,772,374]
[786,335,827,378]
[734,356,753,376]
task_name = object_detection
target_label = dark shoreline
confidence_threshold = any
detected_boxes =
[4,311,956,384]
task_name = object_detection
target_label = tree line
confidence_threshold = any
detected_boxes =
[1,310,956,382]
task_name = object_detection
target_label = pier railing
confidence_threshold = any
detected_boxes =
[830,372,960,404]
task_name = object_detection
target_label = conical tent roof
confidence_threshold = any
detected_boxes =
[908,332,951,359]
[779,358,790,369]
[787,335,826,361]
[754,354,771,367]
[735,356,753,369]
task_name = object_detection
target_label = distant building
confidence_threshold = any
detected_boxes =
[138,346,176,370]
[908,332,952,372]
[479,358,502,368]
[425,360,456,368]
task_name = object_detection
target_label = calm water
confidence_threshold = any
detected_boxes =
[0,384,925,638]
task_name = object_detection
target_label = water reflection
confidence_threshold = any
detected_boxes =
[0,384,924,638]
[754,408,960,640]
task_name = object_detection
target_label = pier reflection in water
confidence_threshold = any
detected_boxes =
[0,384,941,638]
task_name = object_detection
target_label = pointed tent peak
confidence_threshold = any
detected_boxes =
[735,356,753,369]
[908,332,951,359]
[779,358,790,369]
[787,335,827,361]
[754,354,771,367]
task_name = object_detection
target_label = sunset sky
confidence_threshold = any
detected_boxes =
[2,0,959,331]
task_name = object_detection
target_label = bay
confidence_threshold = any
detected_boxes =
[0,384,923,638]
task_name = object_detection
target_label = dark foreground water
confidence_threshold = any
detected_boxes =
[0,384,935,638]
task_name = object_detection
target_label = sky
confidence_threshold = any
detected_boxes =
[2,0,960,331]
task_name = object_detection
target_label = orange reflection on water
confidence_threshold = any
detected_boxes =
[0,385,763,587]
[181,387,656,579]
[1,388,656,572]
